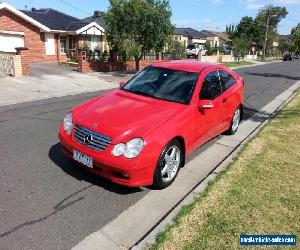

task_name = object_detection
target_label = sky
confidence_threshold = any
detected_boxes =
[4,0,300,35]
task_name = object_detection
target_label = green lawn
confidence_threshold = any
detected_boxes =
[221,61,254,68]
[149,90,300,250]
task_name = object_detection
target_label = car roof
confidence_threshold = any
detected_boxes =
[151,60,217,73]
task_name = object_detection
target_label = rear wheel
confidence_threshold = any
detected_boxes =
[225,107,241,135]
[153,139,183,189]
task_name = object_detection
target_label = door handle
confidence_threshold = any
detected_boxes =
[222,98,227,103]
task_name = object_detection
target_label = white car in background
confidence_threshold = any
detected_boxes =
[186,44,206,58]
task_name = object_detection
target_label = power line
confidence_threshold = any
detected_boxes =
[58,0,92,16]
[28,0,41,7]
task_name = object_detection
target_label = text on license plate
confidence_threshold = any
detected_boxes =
[73,149,93,168]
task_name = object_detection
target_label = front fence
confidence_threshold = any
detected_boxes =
[78,50,164,73]
[78,50,237,73]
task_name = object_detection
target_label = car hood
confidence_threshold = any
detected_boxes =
[73,90,185,143]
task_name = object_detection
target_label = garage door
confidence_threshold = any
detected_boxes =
[0,30,24,52]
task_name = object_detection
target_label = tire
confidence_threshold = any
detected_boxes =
[225,106,242,135]
[153,139,183,189]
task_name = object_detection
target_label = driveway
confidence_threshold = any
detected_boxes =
[0,64,118,106]
[29,63,79,76]
[0,60,299,250]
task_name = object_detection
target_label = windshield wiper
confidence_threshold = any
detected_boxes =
[126,90,156,99]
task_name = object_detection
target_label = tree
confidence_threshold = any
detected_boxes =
[228,6,288,60]
[203,41,217,56]
[166,39,186,60]
[235,16,259,45]
[255,5,288,58]
[226,23,236,40]
[291,23,300,55]
[277,38,292,56]
[105,0,174,71]
[232,37,248,63]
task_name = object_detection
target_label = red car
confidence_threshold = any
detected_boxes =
[59,61,244,188]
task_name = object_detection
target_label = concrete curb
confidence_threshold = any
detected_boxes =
[71,79,299,250]
[229,60,281,70]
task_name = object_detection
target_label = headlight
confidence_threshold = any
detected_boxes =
[112,143,126,156]
[63,113,73,135]
[112,138,144,159]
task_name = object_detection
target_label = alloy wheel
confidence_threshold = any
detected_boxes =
[161,145,181,183]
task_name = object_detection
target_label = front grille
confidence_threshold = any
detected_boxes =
[74,125,112,151]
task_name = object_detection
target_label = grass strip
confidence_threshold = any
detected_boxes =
[222,61,254,67]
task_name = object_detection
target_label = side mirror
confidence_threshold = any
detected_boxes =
[198,100,214,110]
[119,81,126,89]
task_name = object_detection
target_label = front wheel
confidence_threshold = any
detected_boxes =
[225,107,241,135]
[153,139,183,189]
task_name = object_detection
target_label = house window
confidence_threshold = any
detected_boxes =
[69,36,75,50]
[60,36,67,54]
[91,36,100,50]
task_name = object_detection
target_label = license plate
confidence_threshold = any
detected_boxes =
[73,149,93,168]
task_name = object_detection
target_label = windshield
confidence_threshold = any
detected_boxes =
[187,44,196,49]
[122,66,199,104]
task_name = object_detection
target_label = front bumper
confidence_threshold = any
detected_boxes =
[58,126,157,187]
[186,51,197,56]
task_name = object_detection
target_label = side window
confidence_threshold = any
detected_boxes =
[219,70,236,92]
[199,71,222,100]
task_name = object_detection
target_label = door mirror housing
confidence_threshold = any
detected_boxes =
[198,100,214,110]
[119,81,126,89]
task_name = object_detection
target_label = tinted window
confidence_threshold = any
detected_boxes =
[187,44,196,49]
[123,66,199,104]
[219,70,236,92]
[200,71,221,100]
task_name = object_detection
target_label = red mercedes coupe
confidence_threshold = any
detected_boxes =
[59,61,244,188]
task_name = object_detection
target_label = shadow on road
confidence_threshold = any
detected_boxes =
[243,106,271,122]
[245,72,300,81]
[1,144,143,239]
[0,184,92,238]
[48,143,143,195]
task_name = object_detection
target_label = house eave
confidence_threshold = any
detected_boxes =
[75,22,105,35]
[0,2,51,32]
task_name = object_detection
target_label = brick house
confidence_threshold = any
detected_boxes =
[199,30,232,48]
[174,28,232,49]
[0,2,105,63]
[174,28,207,47]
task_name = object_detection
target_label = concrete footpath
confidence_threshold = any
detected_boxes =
[0,71,119,107]
[72,81,300,250]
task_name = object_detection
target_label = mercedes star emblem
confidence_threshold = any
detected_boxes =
[84,134,93,144]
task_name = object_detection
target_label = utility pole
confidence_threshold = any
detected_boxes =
[262,7,270,61]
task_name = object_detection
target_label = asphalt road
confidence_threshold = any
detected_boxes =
[0,60,299,250]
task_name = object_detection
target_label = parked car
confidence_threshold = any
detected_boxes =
[283,54,294,61]
[186,44,206,58]
[59,61,244,188]
[219,44,232,54]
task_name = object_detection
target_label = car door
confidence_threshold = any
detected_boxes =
[193,70,223,147]
[218,70,238,127]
